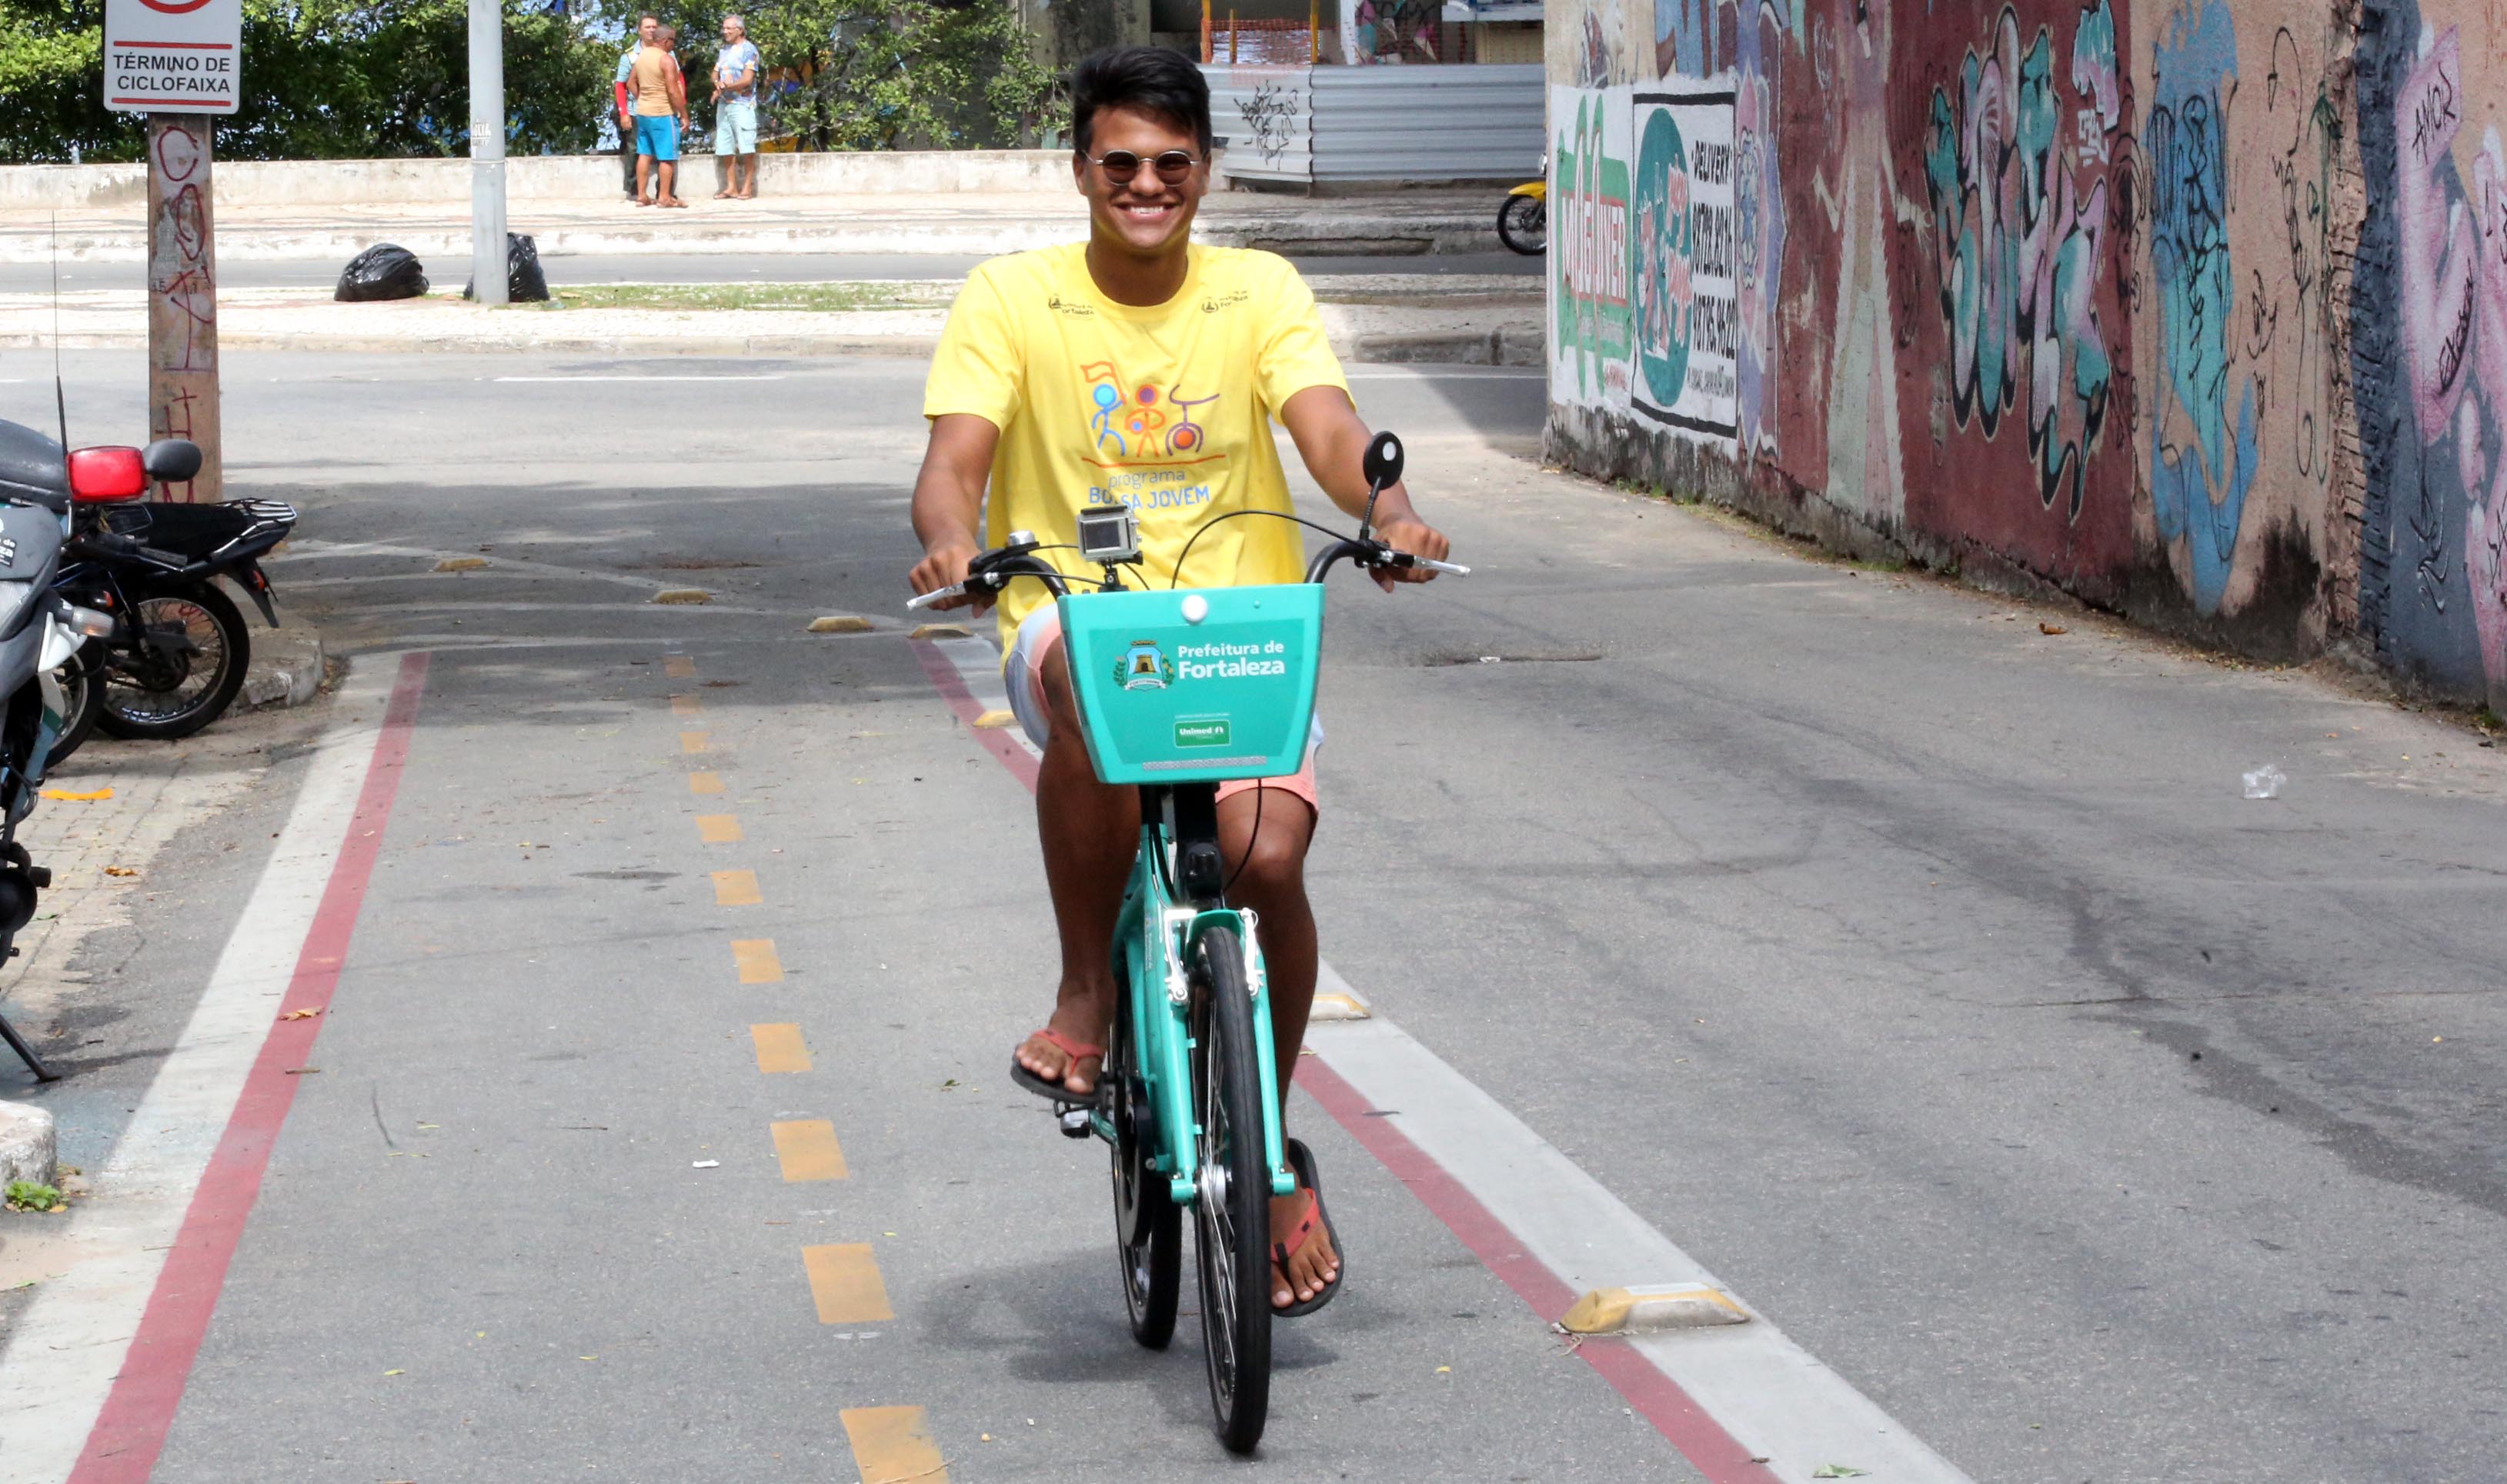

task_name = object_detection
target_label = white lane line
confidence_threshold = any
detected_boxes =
[922,633,1969,1480]
[0,658,405,1484]
[489,375,786,382]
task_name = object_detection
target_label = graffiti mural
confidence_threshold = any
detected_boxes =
[1920,0,2123,522]
[2144,0,2259,613]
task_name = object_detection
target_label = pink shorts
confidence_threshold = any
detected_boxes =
[1004,604,1320,815]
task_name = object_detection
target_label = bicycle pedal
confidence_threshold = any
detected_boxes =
[1056,1106,1093,1139]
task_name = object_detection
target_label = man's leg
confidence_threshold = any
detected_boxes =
[635,149,653,204]
[620,128,637,197]
[1215,784,1339,1309]
[1012,639,1139,1095]
[739,152,758,197]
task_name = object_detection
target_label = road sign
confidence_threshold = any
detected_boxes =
[102,0,244,115]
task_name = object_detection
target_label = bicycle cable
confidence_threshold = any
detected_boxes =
[1165,509,1363,589]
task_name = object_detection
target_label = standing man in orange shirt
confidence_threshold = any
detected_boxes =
[628,22,688,208]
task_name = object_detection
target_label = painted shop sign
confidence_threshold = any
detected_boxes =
[1551,85,1635,411]
[1632,85,1739,448]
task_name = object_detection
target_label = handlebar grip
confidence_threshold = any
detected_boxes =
[905,585,963,612]
[1412,557,1470,575]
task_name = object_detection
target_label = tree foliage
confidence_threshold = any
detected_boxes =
[0,0,1050,164]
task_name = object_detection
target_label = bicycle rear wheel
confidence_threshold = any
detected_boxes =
[1189,921,1272,1453]
[1107,969,1180,1349]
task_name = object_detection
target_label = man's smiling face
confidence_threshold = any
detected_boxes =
[638,15,657,43]
[1074,104,1206,262]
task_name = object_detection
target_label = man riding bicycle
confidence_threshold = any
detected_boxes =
[906,46,1450,1316]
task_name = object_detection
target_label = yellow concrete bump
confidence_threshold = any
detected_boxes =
[970,709,1016,730]
[772,1119,847,1182]
[432,555,488,572]
[805,1243,894,1325]
[687,771,726,795]
[696,814,743,843]
[732,938,783,984]
[679,731,710,755]
[751,1022,810,1074]
[663,655,696,678]
[670,694,701,717]
[653,588,713,605]
[1556,1283,1749,1336]
[910,623,971,640]
[808,615,873,634]
[1309,992,1371,1022]
[841,1406,948,1484]
[712,869,760,906]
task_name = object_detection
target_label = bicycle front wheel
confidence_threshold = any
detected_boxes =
[1189,921,1272,1453]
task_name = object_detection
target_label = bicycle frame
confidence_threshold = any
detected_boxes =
[1096,783,1296,1205]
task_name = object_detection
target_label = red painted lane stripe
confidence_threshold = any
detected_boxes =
[68,652,431,1484]
[909,636,1038,790]
[916,647,1777,1477]
[1294,1055,1781,1482]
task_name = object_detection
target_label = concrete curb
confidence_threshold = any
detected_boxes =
[0,1098,57,1190]
[242,620,325,711]
[4,325,1540,365]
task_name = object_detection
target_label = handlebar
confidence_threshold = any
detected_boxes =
[907,531,1466,611]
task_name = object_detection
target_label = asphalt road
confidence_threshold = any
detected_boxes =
[4,348,2505,1482]
[0,251,1541,296]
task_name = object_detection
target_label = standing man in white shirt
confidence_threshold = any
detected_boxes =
[712,15,762,200]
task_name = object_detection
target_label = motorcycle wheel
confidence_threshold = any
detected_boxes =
[45,642,106,772]
[94,582,252,742]
[1497,192,1547,255]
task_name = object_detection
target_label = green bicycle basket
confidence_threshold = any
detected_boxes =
[1060,584,1323,785]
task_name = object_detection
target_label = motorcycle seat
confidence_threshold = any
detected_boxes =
[0,419,67,509]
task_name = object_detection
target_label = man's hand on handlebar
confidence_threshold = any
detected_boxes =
[1370,515,1453,592]
[908,538,992,614]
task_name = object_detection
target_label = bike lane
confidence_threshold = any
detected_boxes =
[8,628,1706,1482]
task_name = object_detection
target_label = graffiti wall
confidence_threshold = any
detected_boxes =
[1548,0,2507,706]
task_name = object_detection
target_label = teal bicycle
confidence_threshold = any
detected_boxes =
[908,434,1460,1452]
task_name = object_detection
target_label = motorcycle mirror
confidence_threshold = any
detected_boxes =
[142,439,201,483]
[1361,430,1404,492]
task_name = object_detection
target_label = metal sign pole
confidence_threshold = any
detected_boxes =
[469,0,508,305]
[145,114,220,504]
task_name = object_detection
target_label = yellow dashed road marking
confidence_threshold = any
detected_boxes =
[805,1244,895,1324]
[696,814,743,843]
[713,869,761,906]
[688,771,725,795]
[772,1120,848,1182]
[671,694,701,717]
[664,655,696,678]
[680,731,710,755]
[841,1406,949,1484]
[752,1023,810,1073]
[733,938,783,983]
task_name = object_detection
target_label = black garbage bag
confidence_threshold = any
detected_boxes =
[462,232,551,302]
[334,244,429,302]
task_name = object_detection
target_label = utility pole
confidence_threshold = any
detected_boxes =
[469,0,508,305]
[144,116,221,502]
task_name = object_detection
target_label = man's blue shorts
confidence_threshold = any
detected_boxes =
[634,113,679,162]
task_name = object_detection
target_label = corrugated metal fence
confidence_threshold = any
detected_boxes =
[1203,64,1541,184]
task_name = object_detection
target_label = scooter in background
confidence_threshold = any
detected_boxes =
[1497,169,1547,256]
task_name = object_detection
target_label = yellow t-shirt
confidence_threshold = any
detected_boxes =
[921,242,1349,649]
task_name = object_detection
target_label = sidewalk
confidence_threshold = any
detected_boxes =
[0,276,1544,365]
[0,188,1511,265]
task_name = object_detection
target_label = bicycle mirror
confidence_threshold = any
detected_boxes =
[1362,431,1404,492]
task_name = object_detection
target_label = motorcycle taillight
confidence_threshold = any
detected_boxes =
[68,445,147,502]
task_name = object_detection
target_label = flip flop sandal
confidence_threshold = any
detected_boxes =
[1273,1138,1344,1317]
[1010,1025,1103,1103]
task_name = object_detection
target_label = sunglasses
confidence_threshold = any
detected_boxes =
[1086,149,1200,184]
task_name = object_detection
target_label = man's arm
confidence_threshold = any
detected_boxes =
[908,412,1000,612]
[615,78,632,124]
[1277,385,1451,589]
[669,58,688,122]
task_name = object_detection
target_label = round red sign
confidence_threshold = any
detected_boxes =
[137,0,216,13]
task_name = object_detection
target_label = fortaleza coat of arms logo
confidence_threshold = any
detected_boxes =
[1117,640,1175,691]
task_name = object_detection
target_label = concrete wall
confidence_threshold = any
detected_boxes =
[0,150,1077,211]
[1544,0,2507,708]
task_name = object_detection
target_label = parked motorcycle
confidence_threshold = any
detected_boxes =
[52,450,296,744]
[1497,176,1547,256]
[0,416,132,1079]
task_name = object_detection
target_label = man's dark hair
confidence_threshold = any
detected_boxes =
[639,11,659,22]
[1070,46,1213,155]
